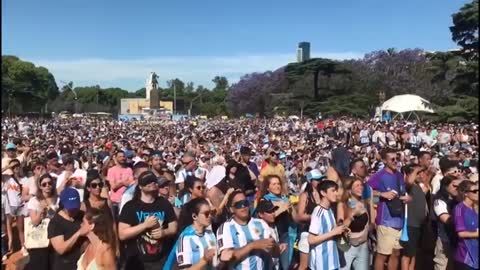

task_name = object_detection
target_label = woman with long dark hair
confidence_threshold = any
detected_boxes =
[77,207,117,270]
[433,175,464,270]
[24,173,59,270]
[164,198,218,270]
[294,169,323,270]
[80,170,112,217]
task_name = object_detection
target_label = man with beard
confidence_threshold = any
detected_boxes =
[107,150,134,218]
[150,151,165,177]
[237,146,258,203]
[119,171,178,270]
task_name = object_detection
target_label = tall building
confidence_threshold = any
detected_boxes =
[297,42,310,62]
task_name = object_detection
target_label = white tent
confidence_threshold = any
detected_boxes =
[381,94,434,120]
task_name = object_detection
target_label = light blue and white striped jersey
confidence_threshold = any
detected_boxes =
[308,206,340,270]
[266,225,280,270]
[176,229,219,269]
[217,218,273,270]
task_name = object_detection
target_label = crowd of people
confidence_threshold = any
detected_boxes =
[1,115,478,270]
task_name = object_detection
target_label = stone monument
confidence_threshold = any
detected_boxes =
[146,72,160,109]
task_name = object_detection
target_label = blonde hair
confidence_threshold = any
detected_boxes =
[341,176,364,203]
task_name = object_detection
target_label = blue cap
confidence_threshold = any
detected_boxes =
[59,188,81,210]
[6,143,16,150]
[306,169,324,182]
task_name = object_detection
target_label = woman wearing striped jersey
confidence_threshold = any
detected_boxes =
[308,180,349,270]
[217,190,281,270]
[175,198,219,269]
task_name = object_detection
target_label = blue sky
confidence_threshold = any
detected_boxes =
[2,0,468,91]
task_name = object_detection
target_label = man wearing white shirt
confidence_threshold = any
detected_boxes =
[55,157,86,201]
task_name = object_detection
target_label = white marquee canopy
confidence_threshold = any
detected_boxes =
[381,94,434,113]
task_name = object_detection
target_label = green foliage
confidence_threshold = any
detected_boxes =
[2,55,59,114]
[450,0,479,60]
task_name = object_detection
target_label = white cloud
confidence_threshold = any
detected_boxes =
[30,51,363,91]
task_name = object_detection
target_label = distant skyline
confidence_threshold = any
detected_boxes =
[2,0,468,90]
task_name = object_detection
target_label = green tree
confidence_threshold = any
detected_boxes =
[212,76,229,92]
[450,0,479,60]
[2,55,59,113]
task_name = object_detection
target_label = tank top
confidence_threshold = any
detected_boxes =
[77,252,99,270]
[348,206,369,246]
[84,198,112,220]
[299,191,318,232]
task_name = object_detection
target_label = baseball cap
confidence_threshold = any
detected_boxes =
[138,171,157,186]
[256,199,279,213]
[60,188,81,210]
[306,169,325,182]
[151,150,162,158]
[240,146,252,155]
[6,143,16,150]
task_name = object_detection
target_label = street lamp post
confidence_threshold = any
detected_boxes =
[173,83,176,115]
[188,93,202,118]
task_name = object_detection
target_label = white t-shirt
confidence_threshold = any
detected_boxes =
[27,196,59,219]
[56,169,87,202]
[5,177,23,207]
[21,176,37,197]
[431,172,443,195]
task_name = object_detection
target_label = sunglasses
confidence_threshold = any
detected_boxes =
[159,183,170,189]
[232,199,250,209]
[35,167,45,171]
[195,185,206,191]
[200,210,214,218]
[263,208,276,214]
[270,152,279,157]
[468,189,479,193]
[90,182,104,189]
[142,180,158,186]
[452,184,459,189]
[182,160,193,165]
[41,182,52,188]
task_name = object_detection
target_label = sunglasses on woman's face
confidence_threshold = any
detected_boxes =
[195,185,206,191]
[468,189,479,194]
[232,199,250,209]
[159,183,170,189]
[90,182,104,189]
[41,182,52,188]
[200,210,213,218]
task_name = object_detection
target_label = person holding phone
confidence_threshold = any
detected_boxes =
[308,180,348,270]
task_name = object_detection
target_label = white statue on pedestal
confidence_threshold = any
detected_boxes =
[145,72,159,100]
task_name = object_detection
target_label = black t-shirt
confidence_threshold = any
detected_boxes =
[119,197,177,263]
[47,212,85,270]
